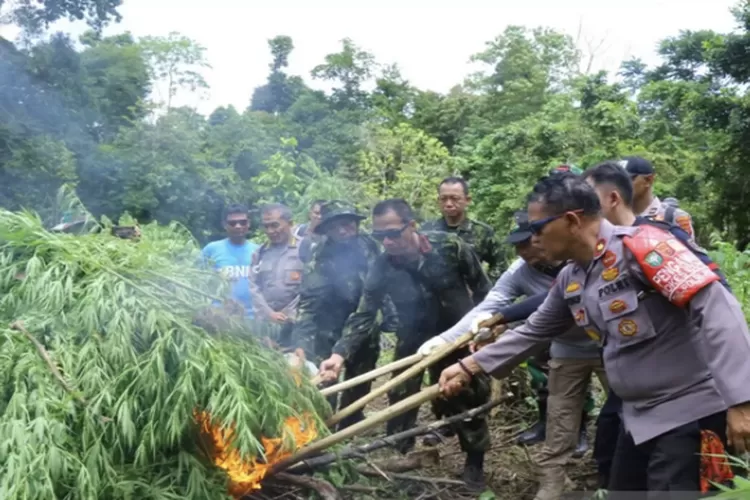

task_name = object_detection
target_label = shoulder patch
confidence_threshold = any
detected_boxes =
[674,214,693,235]
[622,225,718,307]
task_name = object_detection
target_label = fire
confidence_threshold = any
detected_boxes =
[195,410,318,496]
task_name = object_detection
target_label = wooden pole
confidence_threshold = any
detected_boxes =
[288,396,507,473]
[268,384,441,475]
[320,353,422,397]
[325,332,472,427]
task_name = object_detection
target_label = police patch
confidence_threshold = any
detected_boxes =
[602,268,619,282]
[602,250,617,268]
[586,329,601,342]
[618,319,638,337]
[566,282,581,294]
[609,299,627,314]
[655,241,676,257]
[644,251,663,267]
[574,308,587,324]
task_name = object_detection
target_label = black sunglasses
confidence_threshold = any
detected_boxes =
[226,220,249,227]
[529,209,584,235]
[372,224,409,241]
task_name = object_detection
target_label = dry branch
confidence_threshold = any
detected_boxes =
[273,473,342,500]
[10,321,87,406]
[288,396,506,473]
[355,468,466,486]
[367,449,440,473]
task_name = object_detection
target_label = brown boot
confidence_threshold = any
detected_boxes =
[533,467,572,500]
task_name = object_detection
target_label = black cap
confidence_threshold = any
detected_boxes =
[505,211,532,244]
[619,156,654,176]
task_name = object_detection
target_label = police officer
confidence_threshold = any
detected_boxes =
[421,177,505,281]
[439,173,750,497]
[290,200,384,430]
[582,161,733,490]
[620,156,697,240]
[418,210,604,500]
[250,203,305,347]
[319,198,492,489]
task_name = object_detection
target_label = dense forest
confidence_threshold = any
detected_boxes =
[3,0,750,248]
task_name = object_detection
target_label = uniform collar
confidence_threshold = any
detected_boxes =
[263,234,298,251]
[641,196,662,217]
[439,217,471,231]
[571,218,615,272]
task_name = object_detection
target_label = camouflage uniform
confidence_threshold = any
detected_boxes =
[333,231,493,454]
[421,218,505,281]
[290,201,388,429]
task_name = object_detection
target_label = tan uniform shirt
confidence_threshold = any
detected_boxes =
[250,237,304,320]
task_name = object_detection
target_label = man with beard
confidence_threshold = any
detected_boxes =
[439,173,750,498]
[418,210,605,500]
[290,201,386,430]
[319,198,492,489]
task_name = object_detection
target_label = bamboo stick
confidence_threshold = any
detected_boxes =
[326,313,505,427]
[320,353,422,397]
[268,384,441,475]
[288,397,506,473]
[326,332,472,427]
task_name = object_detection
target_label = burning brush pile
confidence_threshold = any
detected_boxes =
[0,208,330,499]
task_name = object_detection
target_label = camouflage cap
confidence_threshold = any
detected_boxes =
[314,200,366,234]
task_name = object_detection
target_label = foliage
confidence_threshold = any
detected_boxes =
[4,2,750,249]
[0,203,330,498]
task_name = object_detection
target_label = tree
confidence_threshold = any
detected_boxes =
[311,38,377,110]
[349,122,456,219]
[0,0,122,36]
[250,36,308,115]
[140,32,210,111]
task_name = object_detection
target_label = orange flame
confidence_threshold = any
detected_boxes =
[195,411,318,496]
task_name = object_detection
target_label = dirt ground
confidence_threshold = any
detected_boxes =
[250,358,606,500]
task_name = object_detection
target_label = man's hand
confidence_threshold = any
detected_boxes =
[269,311,288,324]
[418,336,448,356]
[470,312,494,334]
[469,324,508,353]
[727,402,750,454]
[319,354,345,383]
[438,363,471,398]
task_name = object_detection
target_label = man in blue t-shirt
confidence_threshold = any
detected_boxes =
[201,204,259,317]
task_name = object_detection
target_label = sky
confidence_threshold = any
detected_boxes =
[1,0,742,115]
